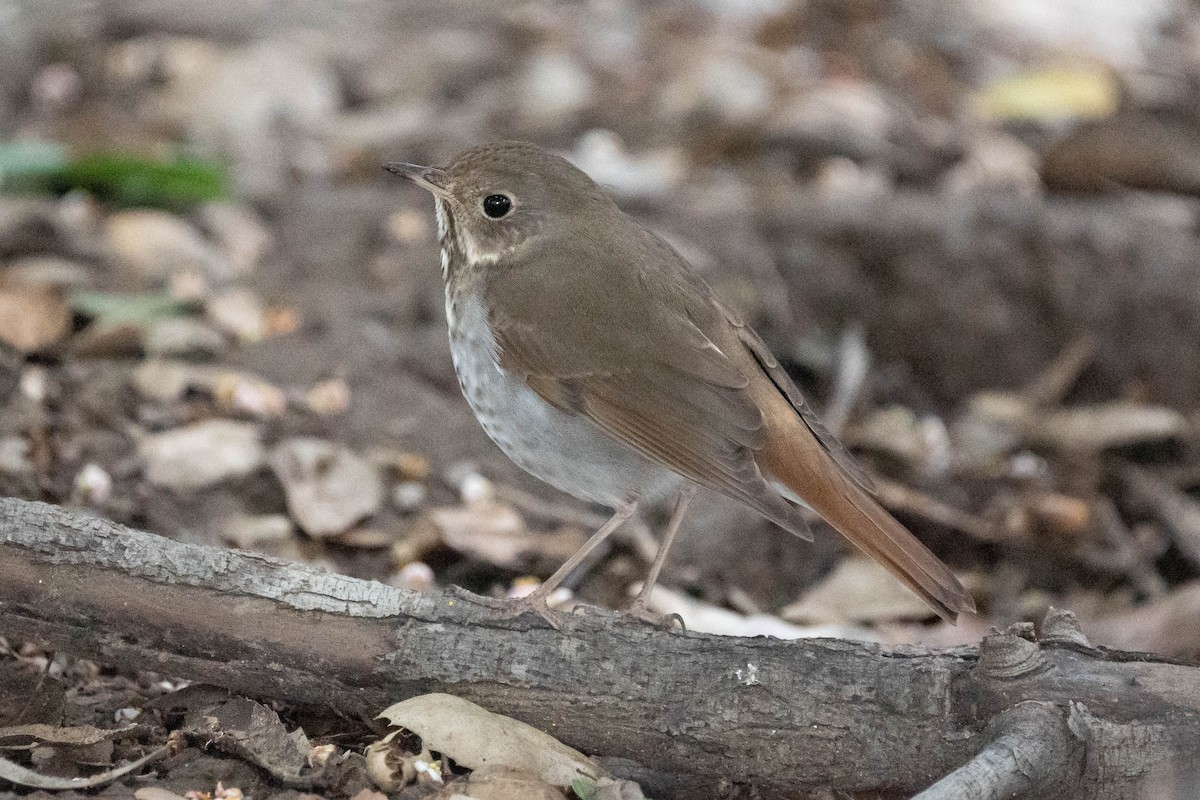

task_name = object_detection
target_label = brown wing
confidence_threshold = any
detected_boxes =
[486,218,809,535]
[714,300,878,496]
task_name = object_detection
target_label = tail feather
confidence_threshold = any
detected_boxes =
[813,481,976,623]
[757,403,975,623]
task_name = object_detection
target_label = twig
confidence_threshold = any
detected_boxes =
[874,476,1007,543]
[1120,465,1200,569]
[914,702,1079,800]
[824,322,870,436]
[1021,336,1096,407]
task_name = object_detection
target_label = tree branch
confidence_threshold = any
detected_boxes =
[1,498,1197,798]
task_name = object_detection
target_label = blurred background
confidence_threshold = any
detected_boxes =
[2,0,1200,652]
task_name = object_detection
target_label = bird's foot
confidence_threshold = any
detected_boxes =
[444,585,573,630]
[622,598,686,632]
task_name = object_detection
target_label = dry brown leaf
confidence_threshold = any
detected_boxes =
[377,694,600,788]
[0,285,70,352]
[781,557,937,624]
[0,723,133,746]
[1028,402,1186,452]
[636,584,875,640]
[430,502,586,570]
[269,438,384,538]
[439,766,564,799]
[1086,581,1200,657]
[138,420,265,491]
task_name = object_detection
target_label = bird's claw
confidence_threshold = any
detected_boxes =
[443,585,572,630]
[624,600,686,632]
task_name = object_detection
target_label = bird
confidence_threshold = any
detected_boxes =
[385,141,974,627]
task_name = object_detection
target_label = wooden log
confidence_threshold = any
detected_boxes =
[1,498,1197,798]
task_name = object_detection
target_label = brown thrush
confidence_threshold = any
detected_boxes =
[385,141,974,626]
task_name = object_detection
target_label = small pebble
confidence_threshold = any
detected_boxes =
[73,463,113,506]
[305,378,351,415]
[393,481,427,511]
[459,472,494,505]
[395,561,435,593]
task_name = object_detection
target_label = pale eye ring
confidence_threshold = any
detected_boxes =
[482,194,512,219]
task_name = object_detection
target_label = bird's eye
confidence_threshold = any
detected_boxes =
[482,194,512,219]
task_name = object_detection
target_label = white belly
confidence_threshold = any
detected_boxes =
[448,294,680,507]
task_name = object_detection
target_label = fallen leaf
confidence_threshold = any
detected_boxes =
[1029,402,1187,452]
[139,420,265,491]
[270,438,384,538]
[377,694,600,788]
[780,557,939,624]
[638,584,879,641]
[104,209,231,282]
[0,284,70,352]
[134,787,189,800]
[442,765,564,799]
[159,686,310,782]
[430,502,588,570]
[0,723,134,746]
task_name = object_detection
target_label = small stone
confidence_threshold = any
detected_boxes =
[131,360,221,403]
[145,317,228,359]
[206,287,266,341]
[4,255,93,289]
[392,481,426,512]
[568,130,685,200]
[518,48,595,128]
[0,284,71,352]
[459,472,494,505]
[386,209,428,244]
[19,367,48,402]
[72,463,112,506]
[139,420,265,491]
[305,378,350,415]
[270,438,384,538]
[0,436,33,475]
[198,202,273,275]
[105,209,233,284]
[393,561,434,593]
[213,371,287,417]
[219,513,294,549]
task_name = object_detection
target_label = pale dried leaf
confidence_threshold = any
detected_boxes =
[430,502,587,569]
[971,66,1119,123]
[139,420,264,491]
[270,438,384,537]
[440,766,564,799]
[780,557,937,624]
[1028,402,1186,452]
[377,694,600,788]
[635,584,878,641]
[0,285,70,352]
[134,787,189,800]
[0,723,133,746]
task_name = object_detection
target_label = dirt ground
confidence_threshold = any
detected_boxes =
[2,0,1200,797]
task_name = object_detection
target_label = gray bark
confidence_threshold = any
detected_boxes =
[0,497,1197,799]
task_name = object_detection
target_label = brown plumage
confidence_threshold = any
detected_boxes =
[386,141,975,624]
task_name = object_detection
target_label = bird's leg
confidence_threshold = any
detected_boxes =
[449,500,638,629]
[626,484,696,626]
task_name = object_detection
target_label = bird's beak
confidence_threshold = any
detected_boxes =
[383,162,449,198]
